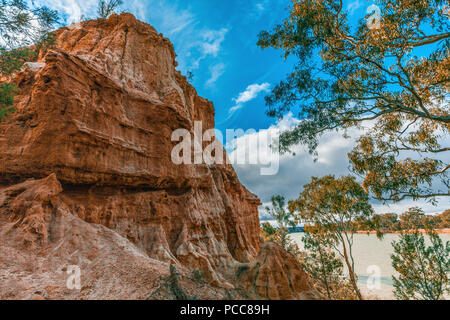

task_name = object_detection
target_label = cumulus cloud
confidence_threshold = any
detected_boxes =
[232,113,359,201]
[230,113,448,216]
[230,83,270,114]
[234,83,271,104]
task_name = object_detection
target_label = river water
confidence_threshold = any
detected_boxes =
[289,233,450,300]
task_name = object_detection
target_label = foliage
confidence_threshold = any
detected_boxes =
[358,209,450,233]
[372,213,401,233]
[289,175,376,299]
[0,82,17,120]
[0,0,58,50]
[0,47,36,76]
[399,206,425,229]
[97,0,123,18]
[440,209,450,228]
[262,195,300,255]
[299,230,357,300]
[260,221,276,237]
[257,0,449,203]
[391,208,450,300]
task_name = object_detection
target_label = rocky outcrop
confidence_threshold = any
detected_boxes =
[0,13,315,300]
[235,243,320,300]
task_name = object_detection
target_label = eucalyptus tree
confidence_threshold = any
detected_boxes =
[258,0,449,203]
[391,207,450,300]
[289,175,376,300]
[263,195,300,255]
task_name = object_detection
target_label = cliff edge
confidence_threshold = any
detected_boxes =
[0,13,317,300]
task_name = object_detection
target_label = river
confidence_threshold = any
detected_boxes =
[289,233,450,300]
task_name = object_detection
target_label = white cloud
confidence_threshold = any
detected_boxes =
[229,104,244,114]
[140,3,228,73]
[206,63,226,87]
[128,0,147,20]
[235,83,271,104]
[246,0,274,22]
[232,113,359,200]
[256,0,269,12]
[159,8,195,35]
[230,82,270,114]
[191,28,228,70]
[231,113,448,216]
[151,7,228,73]
[34,0,147,24]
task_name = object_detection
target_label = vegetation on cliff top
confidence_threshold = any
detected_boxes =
[0,0,124,121]
[97,0,123,19]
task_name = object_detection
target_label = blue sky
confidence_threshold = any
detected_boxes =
[148,0,296,133]
[35,0,296,132]
[34,0,449,215]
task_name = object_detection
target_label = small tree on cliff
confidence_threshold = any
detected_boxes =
[289,175,376,300]
[262,195,300,255]
[257,0,449,203]
[391,207,450,300]
[262,195,357,300]
[300,230,357,300]
[0,82,17,121]
[0,0,58,120]
[97,0,123,18]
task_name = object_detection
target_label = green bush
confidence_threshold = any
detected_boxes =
[0,82,18,121]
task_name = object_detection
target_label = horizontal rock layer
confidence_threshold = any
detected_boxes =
[0,13,316,300]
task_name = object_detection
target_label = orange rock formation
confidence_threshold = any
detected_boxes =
[0,13,317,300]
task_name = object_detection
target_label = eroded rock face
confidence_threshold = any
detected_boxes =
[0,13,315,300]
[235,243,320,300]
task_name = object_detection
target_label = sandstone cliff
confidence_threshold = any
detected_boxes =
[0,13,317,300]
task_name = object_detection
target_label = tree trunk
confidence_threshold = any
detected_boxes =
[342,243,363,300]
[318,247,332,299]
